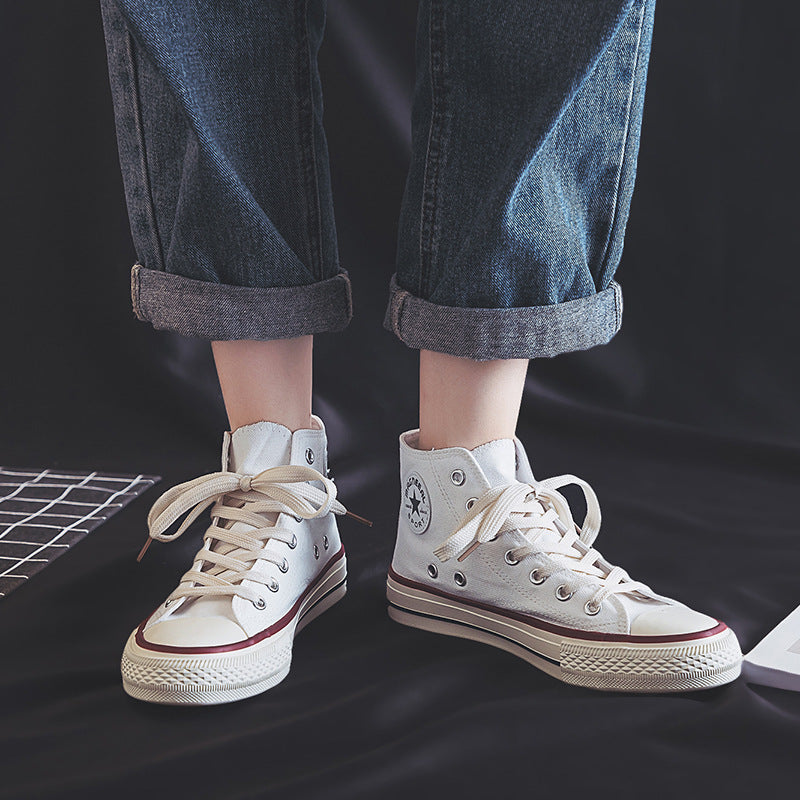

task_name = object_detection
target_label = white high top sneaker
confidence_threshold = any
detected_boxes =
[121,415,350,705]
[387,430,742,692]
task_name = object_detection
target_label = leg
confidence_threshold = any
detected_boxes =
[387,0,741,693]
[212,338,313,433]
[102,0,344,432]
[101,0,357,705]
[418,350,527,450]
[391,0,654,450]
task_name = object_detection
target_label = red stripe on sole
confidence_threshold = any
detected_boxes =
[388,566,726,644]
[135,545,345,655]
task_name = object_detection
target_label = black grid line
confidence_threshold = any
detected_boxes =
[0,467,160,598]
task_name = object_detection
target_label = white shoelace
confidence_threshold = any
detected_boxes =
[137,465,370,606]
[434,475,647,610]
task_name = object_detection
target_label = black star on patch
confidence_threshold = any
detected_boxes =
[409,491,421,515]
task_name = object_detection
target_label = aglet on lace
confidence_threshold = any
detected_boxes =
[343,509,373,527]
[136,538,154,563]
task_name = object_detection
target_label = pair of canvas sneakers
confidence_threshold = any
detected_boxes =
[121,415,742,704]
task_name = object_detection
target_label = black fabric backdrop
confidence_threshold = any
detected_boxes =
[1,1,798,797]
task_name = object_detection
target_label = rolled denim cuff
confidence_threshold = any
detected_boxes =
[131,264,353,340]
[383,274,622,360]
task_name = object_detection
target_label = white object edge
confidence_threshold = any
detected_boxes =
[743,604,800,691]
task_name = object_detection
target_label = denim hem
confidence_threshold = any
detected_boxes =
[383,273,622,360]
[131,264,353,340]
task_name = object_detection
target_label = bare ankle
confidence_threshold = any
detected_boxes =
[212,336,313,432]
[417,349,528,450]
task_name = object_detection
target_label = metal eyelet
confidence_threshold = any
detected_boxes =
[466,497,477,510]
[427,564,438,579]
[294,515,303,523]
[454,571,467,587]
[288,534,297,549]
[529,569,546,585]
[555,584,573,601]
[268,579,280,593]
[584,599,601,616]
[450,469,465,486]
[164,598,175,608]
[305,448,315,464]
[253,597,267,609]
[279,558,289,573]
[313,544,319,559]
[323,535,329,550]
[504,549,520,566]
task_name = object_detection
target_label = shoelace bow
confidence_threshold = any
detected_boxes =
[136,465,371,605]
[435,475,647,609]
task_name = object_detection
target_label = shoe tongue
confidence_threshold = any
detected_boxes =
[471,438,517,487]
[228,420,292,474]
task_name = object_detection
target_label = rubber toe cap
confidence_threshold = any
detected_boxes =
[630,605,719,637]
[142,616,248,648]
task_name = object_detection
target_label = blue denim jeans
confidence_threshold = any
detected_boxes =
[101,0,655,360]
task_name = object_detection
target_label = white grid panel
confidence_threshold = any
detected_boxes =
[0,467,160,598]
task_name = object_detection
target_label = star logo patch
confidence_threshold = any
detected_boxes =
[404,472,431,534]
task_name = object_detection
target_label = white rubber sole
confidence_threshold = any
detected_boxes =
[121,555,347,706]
[387,573,742,693]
